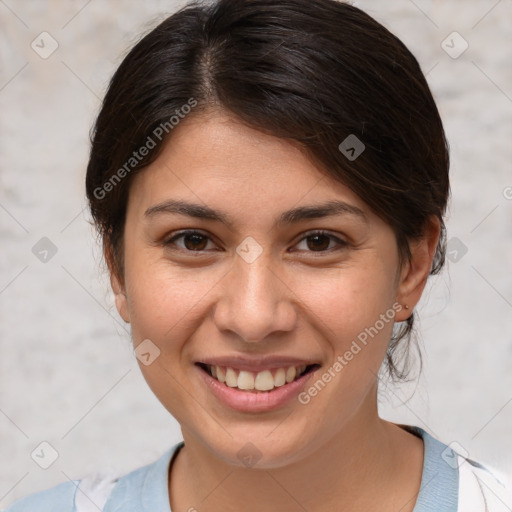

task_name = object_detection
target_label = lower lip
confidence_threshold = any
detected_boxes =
[196,365,318,413]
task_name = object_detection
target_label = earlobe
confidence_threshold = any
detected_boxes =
[104,244,130,324]
[395,217,441,322]
[111,272,130,324]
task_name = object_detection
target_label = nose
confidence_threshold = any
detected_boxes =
[213,251,298,343]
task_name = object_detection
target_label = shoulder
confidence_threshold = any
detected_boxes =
[401,425,512,511]
[102,443,183,511]
[4,472,122,512]
[4,443,183,512]
[4,480,78,512]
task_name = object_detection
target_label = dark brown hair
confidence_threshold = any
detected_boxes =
[86,0,450,381]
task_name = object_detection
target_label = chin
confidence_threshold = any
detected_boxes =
[195,424,316,470]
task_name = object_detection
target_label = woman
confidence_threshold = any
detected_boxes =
[7,0,511,510]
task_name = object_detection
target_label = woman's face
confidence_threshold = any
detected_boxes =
[112,111,430,468]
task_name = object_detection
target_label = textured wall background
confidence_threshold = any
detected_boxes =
[1,0,511,507]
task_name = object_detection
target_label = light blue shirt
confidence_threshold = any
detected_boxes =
[5,426,458,511]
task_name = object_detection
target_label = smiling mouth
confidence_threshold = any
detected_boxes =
[196,363,321,392]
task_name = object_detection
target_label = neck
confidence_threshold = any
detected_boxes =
[169,393,423,512]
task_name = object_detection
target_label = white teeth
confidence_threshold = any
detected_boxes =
[216,366,226,383]
[225,367,238,387]
[273,368,286,387]
[254,370,274,391]
[285,366,296,383]
[208,364,312,391]
[238,370,255,390]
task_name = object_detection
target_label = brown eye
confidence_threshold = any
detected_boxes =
[294,231,348,253]
[306,234,331,251]
[164,230,214,252]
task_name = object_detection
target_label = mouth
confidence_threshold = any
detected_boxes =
[196,362,321,393]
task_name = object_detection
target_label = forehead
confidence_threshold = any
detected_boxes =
[127,111,373,226]
[138,112,326,185]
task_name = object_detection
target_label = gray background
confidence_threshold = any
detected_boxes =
[1,0,511,507]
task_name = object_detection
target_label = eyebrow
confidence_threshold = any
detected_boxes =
[144,199,368,227]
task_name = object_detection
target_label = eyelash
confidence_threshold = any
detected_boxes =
[162,229,348,255]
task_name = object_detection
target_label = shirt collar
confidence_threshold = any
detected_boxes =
[404,425,459,512]
[104,426,458,512]
[104,442,183,512]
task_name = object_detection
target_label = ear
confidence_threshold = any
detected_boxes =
[394,216,441,322]
[104,243,130,324]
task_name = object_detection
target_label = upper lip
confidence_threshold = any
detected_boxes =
[196,355,321,373]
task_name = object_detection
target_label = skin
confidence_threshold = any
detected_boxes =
[108,110,440,512]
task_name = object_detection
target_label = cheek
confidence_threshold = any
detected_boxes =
[288,269,397,419]
[122,260,224,419]
[289,267,398,403]
[289,263,396,340]
[126,263,219,345]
